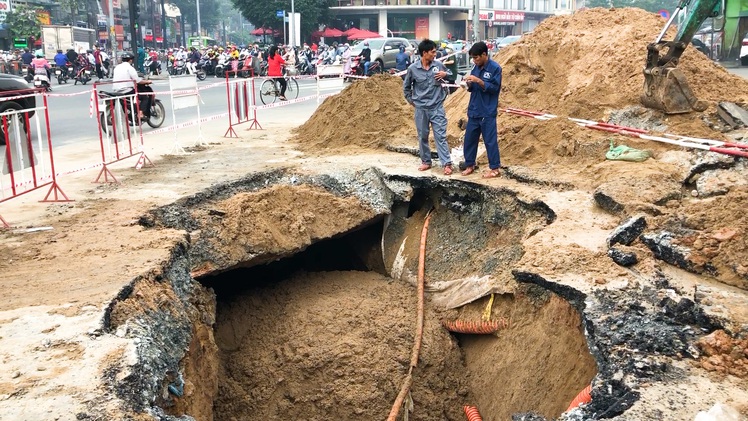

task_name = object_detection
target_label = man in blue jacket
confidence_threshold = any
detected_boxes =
[460,41,502,178]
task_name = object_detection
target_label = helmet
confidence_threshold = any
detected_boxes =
[441,42,447,49]
[87,49,93,53]
[121,52,135,61]
[36,52,43,58]
[57,49,63,53]
[363,42,369,46]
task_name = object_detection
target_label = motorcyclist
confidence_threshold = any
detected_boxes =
[147,48,160,75]
[395,45,410,73]
[21,49,34,65]
[356,41,371,75]
[31,52,51,80]
[54,49,68,77]
[65,48,78,67]
[187,47,201,74]
[112,52,153,121]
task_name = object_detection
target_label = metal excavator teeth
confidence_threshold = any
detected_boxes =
[641,66,708,114]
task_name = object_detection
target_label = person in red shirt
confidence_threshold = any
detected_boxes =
[267,45,287,100]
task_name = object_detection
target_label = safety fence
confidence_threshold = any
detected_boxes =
[0,88,71,228]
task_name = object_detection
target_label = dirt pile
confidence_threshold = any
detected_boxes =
[292,75,415,152]
[481,7,748,118]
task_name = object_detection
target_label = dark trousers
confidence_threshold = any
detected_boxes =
[463,116,501,169]
[275,77,287,96]
[95,63,103,79]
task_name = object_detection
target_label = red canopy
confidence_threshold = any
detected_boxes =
[250,27,278,36]
[316,27,344,37]
[346,29,382,40]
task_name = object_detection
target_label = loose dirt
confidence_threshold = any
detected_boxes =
[1,6,748,421]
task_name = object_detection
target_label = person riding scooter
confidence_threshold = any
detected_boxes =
[112,52,153,121]
[356,41,372,75]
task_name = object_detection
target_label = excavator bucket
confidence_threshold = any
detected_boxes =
[641,67,707,114]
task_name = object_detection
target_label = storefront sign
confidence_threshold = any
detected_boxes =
[0,0,12,23]
[415,16,429,39]
[478,10,524,22]
[36,10,51,25]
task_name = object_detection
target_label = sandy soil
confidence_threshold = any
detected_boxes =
[1,7,748,421]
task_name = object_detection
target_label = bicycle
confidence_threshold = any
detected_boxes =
[259,75,299,105]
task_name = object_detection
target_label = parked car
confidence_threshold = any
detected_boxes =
[349,37,414,71]
[0,73,37,145]
[496,35,522,50]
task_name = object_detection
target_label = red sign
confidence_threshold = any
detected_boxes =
[478,10,524,22]
[415,16,429,39]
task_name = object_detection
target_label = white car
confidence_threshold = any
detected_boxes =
[496,35,522,50]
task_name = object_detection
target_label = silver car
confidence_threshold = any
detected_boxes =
[350,37,414,70]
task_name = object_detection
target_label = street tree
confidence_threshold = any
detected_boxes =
[231,0,335,41]
[171,0,222,34]
[5,3,40,42]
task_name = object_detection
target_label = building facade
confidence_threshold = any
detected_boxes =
[330,0,576,42]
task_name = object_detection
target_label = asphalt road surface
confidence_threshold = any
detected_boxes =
[39,74,339,148]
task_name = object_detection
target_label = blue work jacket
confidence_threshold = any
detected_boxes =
[467,58,502,118]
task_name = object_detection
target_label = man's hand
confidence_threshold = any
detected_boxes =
[434,71,447,81]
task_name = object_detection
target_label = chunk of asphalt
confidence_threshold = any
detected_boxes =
[608,247,638,267]
[607,215,647,248]
[593,189,624,214]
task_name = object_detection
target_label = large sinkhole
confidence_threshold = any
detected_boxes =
[128,173,598,420]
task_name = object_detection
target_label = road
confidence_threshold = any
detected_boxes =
[40,74,339,148]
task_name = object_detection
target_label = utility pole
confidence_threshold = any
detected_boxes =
[290,0,295,47]
[160,0,167,48]
[196,0,202,46]
[109,0,117,63]
[472,0,479,42]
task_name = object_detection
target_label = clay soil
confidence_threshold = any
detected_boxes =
[1,6,748,421]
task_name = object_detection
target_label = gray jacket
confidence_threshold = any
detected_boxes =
[403,59,451,109]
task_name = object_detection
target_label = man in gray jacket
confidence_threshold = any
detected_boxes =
[403,39,453,175]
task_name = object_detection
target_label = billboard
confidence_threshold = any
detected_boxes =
[0,0,11,24]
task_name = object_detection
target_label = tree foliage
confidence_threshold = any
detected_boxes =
[170,0,222,34]
[231,0,335,41]
[584,0,679,13]
[5,3,40,40]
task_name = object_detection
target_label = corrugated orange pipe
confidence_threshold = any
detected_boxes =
[442,319,508,334]
[566,384,592,412]
[387,210,432,421]
[463,405,484,421]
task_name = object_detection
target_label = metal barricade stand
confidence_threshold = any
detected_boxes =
[0,89,72,228]
[223,70,261,138]
[167,74,204,153]
[92,81,153,183]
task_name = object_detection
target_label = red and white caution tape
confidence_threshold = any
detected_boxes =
[143,112,229,136]
[251,94,316,110]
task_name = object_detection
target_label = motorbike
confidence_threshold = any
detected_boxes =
[199,57,215,76]
[171,59,186,76]
[214,56,228,78]
[33,71,52,92]
[21,65,33,83]
[74,65,92,85]
[347,57,381,81]
[144,56,162,78]
[55,65,70,84]
[297,55,315,75]
[98,86,166,130]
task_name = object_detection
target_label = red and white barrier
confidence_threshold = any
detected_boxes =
[224,71,261,137]
[92,81,152,183]
[167,74,204,153]
[0,89,71,228]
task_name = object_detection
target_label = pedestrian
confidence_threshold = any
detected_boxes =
[403,38,453,175]
[460,41,502,178]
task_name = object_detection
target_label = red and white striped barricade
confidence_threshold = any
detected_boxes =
[224,71,261,137]
[167,74,204,153]
[316,64,345,103]
[92,81,152,183]
[0,88,71,228]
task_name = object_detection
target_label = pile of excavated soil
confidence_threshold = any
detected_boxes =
[478,7,748,119]
[292,75,416,153]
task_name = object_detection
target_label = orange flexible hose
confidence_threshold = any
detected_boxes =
[442,319,508,334]
[566,384,592,412]
[463,405,484,421]
[387,211,432,421]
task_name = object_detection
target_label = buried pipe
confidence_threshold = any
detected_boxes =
[566,384,592,412]
[386,210,432,421]
[463,405,484,421]
[442,319,508,334]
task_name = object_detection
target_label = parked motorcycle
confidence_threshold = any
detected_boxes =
[214,56,228,78]
[98,87,166,130]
